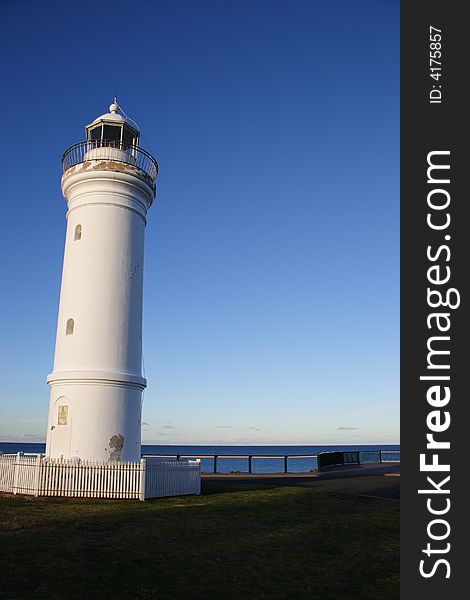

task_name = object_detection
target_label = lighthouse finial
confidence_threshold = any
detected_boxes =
[109,96,119,114]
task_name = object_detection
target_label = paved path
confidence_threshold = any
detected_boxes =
[202,463,400,500]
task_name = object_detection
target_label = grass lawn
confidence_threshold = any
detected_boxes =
[0,481,399,600]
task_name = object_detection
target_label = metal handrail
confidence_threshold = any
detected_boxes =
[142,454,318,458]
[141,450,400,474]
[62,140,158,182]
[142,453,317,474]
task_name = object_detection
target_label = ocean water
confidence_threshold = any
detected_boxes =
[0,442,400,473]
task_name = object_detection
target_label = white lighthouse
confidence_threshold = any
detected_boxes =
[46,102,157,463]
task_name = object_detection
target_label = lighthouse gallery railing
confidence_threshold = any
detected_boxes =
[62,140,158,182]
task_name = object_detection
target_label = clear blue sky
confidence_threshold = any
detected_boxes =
[0,0,399,445]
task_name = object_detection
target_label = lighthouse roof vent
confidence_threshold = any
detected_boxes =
[86,102,140,134]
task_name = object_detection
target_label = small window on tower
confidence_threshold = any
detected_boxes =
[74,224,82,241]
[66,319,74,335]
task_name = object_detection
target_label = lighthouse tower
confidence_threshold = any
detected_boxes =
[46,102,157,462]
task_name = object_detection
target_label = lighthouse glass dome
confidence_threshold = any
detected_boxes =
[87,123,138,147]
[86,102,139,148]
[87,121,139,149]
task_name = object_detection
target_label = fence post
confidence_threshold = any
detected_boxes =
[213,455,218,473]
[284,455,288,473]
[34,454,41,497]
[248,455,252,474]
[379,450,383,463]
[13,452,21,495]
[139,459,146,502]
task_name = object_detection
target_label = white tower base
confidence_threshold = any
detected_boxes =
[46,372,145,462]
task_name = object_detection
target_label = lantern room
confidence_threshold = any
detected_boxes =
[85,101,140,149]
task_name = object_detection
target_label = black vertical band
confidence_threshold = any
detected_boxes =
[401,2,467,597]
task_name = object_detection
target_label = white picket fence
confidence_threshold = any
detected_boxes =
[0,453,200,500]
[143,457,201,498]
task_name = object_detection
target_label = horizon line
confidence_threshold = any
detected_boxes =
[0,439,401,446]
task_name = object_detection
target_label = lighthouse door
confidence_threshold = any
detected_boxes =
[50,397,71,458]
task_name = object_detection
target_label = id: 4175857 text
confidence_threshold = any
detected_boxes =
[429,26,442,104]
